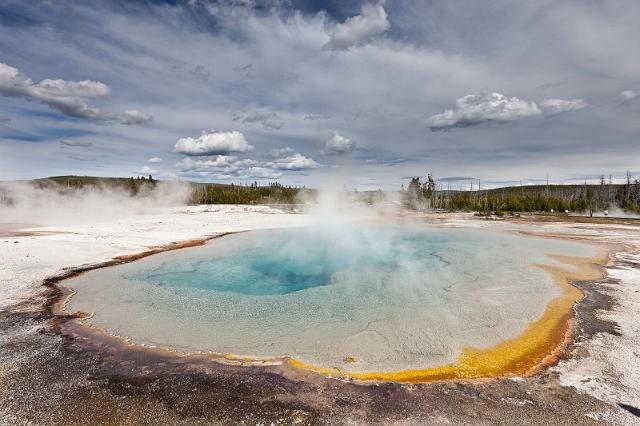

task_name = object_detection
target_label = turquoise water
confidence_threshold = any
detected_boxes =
[132,228,446,296]
[65,225,595,372]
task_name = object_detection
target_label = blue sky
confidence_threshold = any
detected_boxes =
[1,0,639,189]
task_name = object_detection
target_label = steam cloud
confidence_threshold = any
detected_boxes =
[0,180,191,226]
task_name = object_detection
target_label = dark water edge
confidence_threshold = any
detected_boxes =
[0,268,630,424]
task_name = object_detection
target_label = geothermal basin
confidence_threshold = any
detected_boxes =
[63,225,598,381]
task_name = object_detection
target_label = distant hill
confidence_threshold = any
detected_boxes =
[24,175,305,205]
[405,177,640,213]
[4,175,639,212]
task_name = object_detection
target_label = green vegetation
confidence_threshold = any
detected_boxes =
[188,181,306,204]
[3,174,640,212]
[404,173,640,214]
[30,175,158,196]
[0,175,306,206]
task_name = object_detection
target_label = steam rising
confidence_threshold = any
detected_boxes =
[0,180,191,225]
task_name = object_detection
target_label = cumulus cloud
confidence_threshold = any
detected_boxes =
[4,1,638,184]
[0,62,153,124]
[175,156,241,171]
[323,3,390,51]
[269,153,319,170]
[428,93,540,130]
[147,157,163,163]
[60,139,93,147]
[428,92,587,130]
[114,109,153,125]
[136,165,158,175]
[175,150,318,179]
[0,62,108,119]
[323,131,355,154]
[174,130,254,156]
[176,156,282,180]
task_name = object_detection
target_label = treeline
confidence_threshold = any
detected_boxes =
[0,176,306,206]
[30,175,158,196]
[404,173,640,213]
[188,181,305,204]
[7,174,640,212]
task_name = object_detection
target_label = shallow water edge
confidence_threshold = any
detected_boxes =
[49,227,611,384]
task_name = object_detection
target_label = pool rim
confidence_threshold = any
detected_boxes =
[45,226,613,384]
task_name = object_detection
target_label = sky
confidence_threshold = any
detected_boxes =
[0,0,639,190]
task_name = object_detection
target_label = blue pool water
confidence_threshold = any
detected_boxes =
[65,225,595,372]
[133,228,446,296]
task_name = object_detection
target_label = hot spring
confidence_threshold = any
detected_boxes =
[64,225,599,381]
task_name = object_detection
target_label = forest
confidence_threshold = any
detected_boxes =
[188,181,306,205]
[404,173,640,214]
[3,174,640,213]
[0,176,306,206]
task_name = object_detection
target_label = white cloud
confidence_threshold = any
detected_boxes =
[174,150,317,179]
[174,130,254,155]
[4,1,638,184]
[175,156,240,171]
[32,78,110,98]
[323,3,390,51]
[175,156,282,180]
[0,62,153,124]
[619,90,638,105]
[0,62,108,119]
[539,98,587,115]
[428,92,587,130]
[148,157,163,163]
[60,139,93,147]
[323,131,355,154]
[136,165,158,175]
[428,93,540,130]
[114,109,153,125]
[269,153,320,170]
